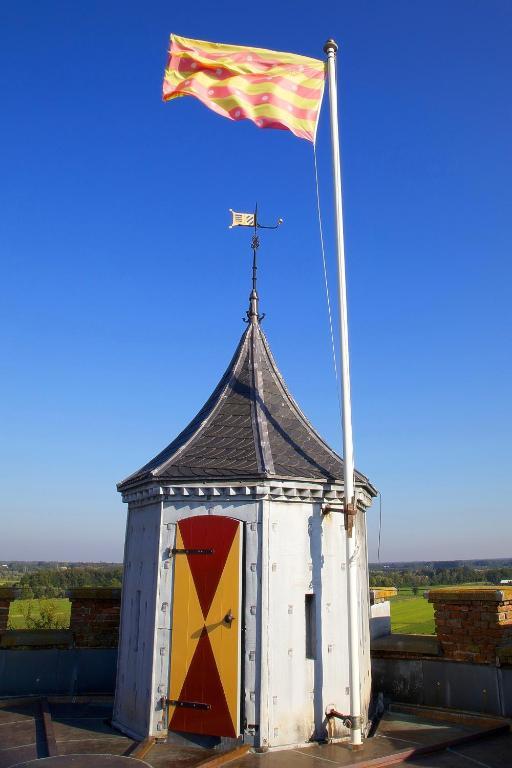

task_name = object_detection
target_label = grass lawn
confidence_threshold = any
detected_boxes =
[389,582,495,634]
[8,598,71,630]
[390,593,435,634]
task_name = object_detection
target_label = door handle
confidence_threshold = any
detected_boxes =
[224,611,235,626]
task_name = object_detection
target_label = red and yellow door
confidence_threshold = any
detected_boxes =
[168,516,242,738]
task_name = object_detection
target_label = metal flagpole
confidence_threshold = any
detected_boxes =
[323,39,362,747]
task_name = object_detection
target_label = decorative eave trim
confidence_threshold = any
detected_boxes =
[121,479,374,510]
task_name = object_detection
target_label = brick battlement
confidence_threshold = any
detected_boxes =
[68,587,121,648]
[0,586,121,648]
[427,587,512,664]
[0,587,21,632]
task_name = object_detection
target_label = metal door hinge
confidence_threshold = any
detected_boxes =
[169,547,213,556]
[162,696,210,710]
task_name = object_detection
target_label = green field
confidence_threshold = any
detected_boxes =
[8,598,71,630]
[390,589,435,634]
[388,583,496,634]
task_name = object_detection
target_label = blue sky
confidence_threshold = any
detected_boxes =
[1,1,510,562]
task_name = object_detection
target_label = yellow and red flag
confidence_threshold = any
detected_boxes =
[163,35,325,142]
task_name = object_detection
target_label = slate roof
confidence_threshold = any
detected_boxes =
[118,319,375,493]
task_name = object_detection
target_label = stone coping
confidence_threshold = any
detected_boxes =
[68,588,121,600]
[370,587,398,600]
[426,586,512,602]
[0,586,21,599]
[370,634,512,667]
[0,629,73,648]
[371,633,441,658]
[0,587,123,600]
[0,586,121,600]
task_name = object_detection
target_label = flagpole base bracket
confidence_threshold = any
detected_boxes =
[344,500,357,537]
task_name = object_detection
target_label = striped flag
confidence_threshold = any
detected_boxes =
[163,35,325,142]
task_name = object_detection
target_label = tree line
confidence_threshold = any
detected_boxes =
[9,563,512,597]
[17,566,123,598]
[369,565,512,589]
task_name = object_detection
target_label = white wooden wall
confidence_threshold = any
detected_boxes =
[261,502,371,747]
[113,502,162,739]
[113,493,372,748]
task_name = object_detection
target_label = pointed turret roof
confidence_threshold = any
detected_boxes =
[118,308,375,494]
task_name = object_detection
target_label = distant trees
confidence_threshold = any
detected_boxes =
[17,566,123,598]
[486,568,512,585]
[369,574,396,588]
[369,565,512,589]
[7,561,512,597]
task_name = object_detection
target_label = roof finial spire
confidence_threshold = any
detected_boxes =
[248,204,261,323]
[228,204,283,324]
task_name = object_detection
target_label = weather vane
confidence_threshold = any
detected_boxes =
[229,205,283,323]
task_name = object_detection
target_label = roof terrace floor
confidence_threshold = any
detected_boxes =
[0,697,510,768]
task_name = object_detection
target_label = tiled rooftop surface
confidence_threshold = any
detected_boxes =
[118,322,375,492]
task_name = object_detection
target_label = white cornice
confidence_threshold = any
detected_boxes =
[121,479,373,510]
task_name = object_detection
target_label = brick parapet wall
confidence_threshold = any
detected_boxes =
[68,587,121,648]
[427,587,512,664]
[0,586,121,647]
[0,587,21,632]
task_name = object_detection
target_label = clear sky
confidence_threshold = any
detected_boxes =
[1,1,511,563]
